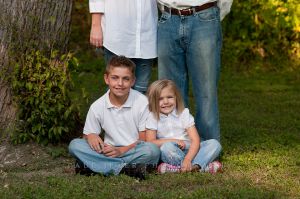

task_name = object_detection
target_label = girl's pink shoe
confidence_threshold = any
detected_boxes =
[204,161,223,174]
[157,163,181,174]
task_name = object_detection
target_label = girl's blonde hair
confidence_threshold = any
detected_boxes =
[147,79,185,120]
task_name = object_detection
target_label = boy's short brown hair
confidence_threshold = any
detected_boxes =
[105,55,136,76]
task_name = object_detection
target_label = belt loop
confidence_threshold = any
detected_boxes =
[192,7,196,15]
[178,9,182,16]
[167,6,172,15]
[161,4,171,15]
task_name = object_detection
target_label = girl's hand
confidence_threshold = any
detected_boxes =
[181,158,192,172]
[177,140,186,150]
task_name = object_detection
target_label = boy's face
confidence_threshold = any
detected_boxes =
[104,66,135,98]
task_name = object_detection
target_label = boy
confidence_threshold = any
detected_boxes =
[89,0,157,93]
[69,56,160,179]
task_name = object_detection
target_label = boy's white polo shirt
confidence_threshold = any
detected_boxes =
[83,89,149,146]
[146,108,194,141]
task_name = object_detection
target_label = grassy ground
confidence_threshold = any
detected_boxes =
[1,56,299,198]
[1,1,299,197]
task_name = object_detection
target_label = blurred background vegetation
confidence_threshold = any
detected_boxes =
[3,0,299,144]
[67,0,300,130]
[222,0,299,72]
[70,0,300,73]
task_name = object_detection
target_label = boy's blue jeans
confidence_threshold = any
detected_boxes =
[104,48,153,93]
[160,139,221,170]
[69,139,160,175]
[157,6,222,141]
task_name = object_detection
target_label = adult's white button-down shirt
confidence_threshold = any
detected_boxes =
[158,0,233,20]
[89,0,158,59]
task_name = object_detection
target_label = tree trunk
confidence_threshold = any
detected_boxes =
[0,0,73,136]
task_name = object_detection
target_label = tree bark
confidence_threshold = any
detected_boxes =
[0,0,73,135]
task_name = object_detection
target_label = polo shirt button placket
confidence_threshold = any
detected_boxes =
[114,108,122,125]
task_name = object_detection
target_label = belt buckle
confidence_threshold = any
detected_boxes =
[178,7,195,16]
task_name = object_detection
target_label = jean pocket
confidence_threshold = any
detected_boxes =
[158,13,170,24]
[196,7,219,22]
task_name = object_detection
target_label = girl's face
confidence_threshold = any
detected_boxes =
[159,86,176,115]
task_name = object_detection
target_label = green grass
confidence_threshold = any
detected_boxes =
[1,60,299,198]
[0,173,288,198]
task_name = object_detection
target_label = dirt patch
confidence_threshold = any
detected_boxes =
[0,139,75,178]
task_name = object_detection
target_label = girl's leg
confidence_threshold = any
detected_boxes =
[160,142,185,166]
[192,139,222,171]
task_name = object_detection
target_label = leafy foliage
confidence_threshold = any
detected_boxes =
[11,50,82,144]
[222,0,299,70]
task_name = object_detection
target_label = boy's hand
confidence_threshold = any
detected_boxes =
[181,158,192,172]
[176,140,186,150]
[102,144,123,158]
[85,133,104,153]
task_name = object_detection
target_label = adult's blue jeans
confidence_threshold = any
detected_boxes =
[160,139,221,170]
[69,139,160,175]
[104,48,153,93]
[158,6,222,141]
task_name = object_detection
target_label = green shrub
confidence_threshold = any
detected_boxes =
[11,50,82,144]
[222,0,299,71]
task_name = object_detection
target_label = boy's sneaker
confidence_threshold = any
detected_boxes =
[204,161,223,174]
[146,163,158,173]
[75,159,97,176]
[157,163,181,174]
[120,163,147,180]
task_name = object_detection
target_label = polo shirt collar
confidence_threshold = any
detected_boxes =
[105,89,134,109]
[159,109,179,119]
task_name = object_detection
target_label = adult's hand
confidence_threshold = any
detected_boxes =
[90,13,103,48]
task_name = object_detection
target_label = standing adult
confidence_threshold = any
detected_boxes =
[157,0,232,141]
[89,0,158,93]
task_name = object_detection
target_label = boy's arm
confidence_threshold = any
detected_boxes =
[139,130,146,141]
[181,126,200,172]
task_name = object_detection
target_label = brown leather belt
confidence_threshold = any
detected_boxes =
[163,2,217,16]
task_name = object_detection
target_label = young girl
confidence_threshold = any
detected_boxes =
[146,79,222,173]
